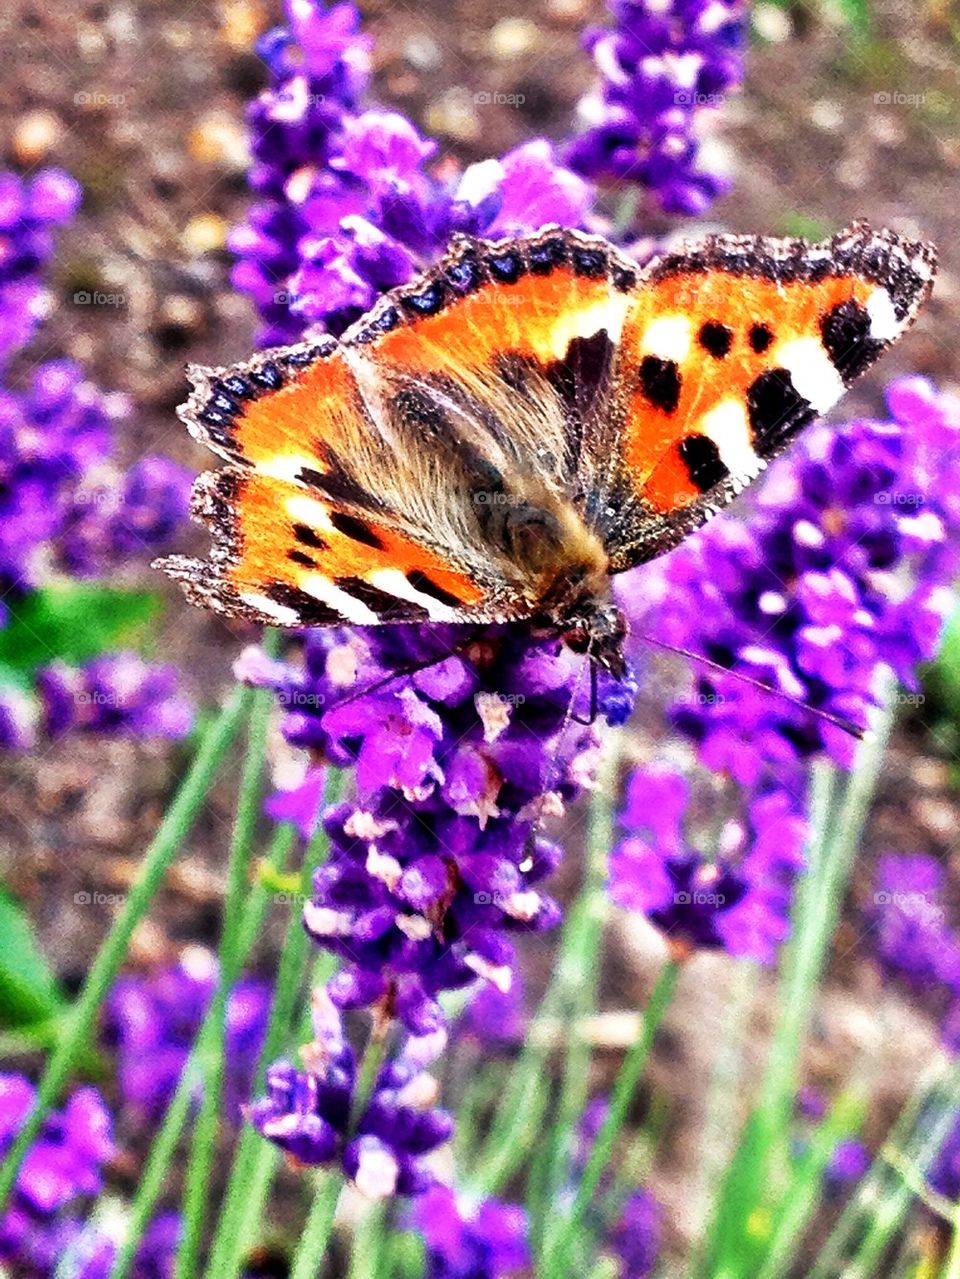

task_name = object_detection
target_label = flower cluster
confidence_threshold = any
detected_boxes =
[0,1075,113,1275]
[864,852,960,1058]
[248,986,452,1198]
[105,949,271,1119]
[0,168,80,363]
[243,624,633,1035]
[0,1072,181,1279]
[412,1184,529,1278]
[0,167,193,751]
[567,0,746,215]
[37,653,195,742]
[230,0,593,343]
[619,378,960,781]
[609,763,806,962]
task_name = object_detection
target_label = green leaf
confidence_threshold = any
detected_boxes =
[0,887,66,1030]
[0,583,161,674]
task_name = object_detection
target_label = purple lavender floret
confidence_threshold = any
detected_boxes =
[55,1212,181,1279]
[0,1075,113,1274]
[609,764,806,961]
[618,378,960,780]
[242,624,633,1033]
[413,1183,529,1277]
[230,0,593,343]
[60,454,193,577]
[104,950,271,1119]
[36,653,195,741]
[869,853,950,992]
[0,169,81,364]
[567,0,746,215]
[248,987,452,1198]
[609,1188,662,1278]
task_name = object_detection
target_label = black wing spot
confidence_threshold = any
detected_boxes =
[329,512,385,549]
[265,582,343,626]
[401,281,446,317]
[486,251,525,284]
[545,331,615,417]
[749,323,773,353]
[334,576,429,622]
[638,356,682,414]
[678,434,730,493]
[572,246,607,278]
[698,321,733,358]
[445,253,485,294]
[406,570,464,609]
[747,368,814,455]
[293,523,328,550]
[251,362,284,391]
[288,549,316,568]
[528,237,567,274]
[820,299,884,380]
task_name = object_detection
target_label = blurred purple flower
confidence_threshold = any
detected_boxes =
[105,950,271,1119]
[567,0,746,215]
[609,764,806,962]
[618,379,960,779]
[825,1138,870,1186]
[869,853,949,993]
[57,1212,181,1279]
[609,1189,662,1278]
[248,986,452,1198]
[0,169,81,364]
[0,1075,113,1273]
[413,1183,529,1277]
[37,653,194,741]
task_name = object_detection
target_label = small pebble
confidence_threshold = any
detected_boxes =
[488,17,539,59]
[13,109,64,163]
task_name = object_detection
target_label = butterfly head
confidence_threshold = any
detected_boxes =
[556,600,628,680]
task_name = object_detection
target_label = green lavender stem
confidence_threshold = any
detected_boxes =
[0,687,249,1212]
[175,643,279,1279]
[537,739,621,1254]
[288,1174,342,1279]
[546,958,681,1278]
[109,821,298,1279]
[203,769,346,1279]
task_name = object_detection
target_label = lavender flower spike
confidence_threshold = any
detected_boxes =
[248,985,453,1198]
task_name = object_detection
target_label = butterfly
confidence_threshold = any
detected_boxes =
[157,220,936,680]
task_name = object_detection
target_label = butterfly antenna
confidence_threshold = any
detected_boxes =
[635,632,865,740]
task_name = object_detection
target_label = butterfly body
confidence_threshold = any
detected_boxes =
[158,222,936,673]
